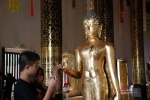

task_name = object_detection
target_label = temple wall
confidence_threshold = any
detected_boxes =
[0,0,150,84]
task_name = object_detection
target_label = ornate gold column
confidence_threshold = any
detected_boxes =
[130,0,146,99]
[41,0,62,85]
[130,0,145,85]
[97,0,114,43]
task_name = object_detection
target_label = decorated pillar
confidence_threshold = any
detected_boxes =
[130,0,146,99]
[130,0,145,85]
[41,0,62,85]
[97,0,114,43]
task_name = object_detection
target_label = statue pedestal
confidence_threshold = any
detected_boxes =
[133,84,147,99]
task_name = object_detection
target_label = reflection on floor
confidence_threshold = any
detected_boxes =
[63,96,83,100]
[63,91,142,100]
[121,91,133,100]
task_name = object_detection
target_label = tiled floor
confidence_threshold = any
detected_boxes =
[63,91,143,100]
[121,91,133,100]
[6,91,150,100]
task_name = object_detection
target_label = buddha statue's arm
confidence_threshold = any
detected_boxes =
[62,48,82,79]
[63,68,81,79]
[105,43,121,100]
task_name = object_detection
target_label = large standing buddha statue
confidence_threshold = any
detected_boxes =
[62,3,121,100]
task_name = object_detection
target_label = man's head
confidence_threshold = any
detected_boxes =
[19,51,40,76]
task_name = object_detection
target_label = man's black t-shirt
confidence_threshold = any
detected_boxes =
[14,78,39,100]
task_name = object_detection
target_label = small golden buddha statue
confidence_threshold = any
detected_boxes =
[62,3,121,100]
[62,51,79,90]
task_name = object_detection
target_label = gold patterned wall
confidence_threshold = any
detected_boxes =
[41,0,62,85]
[130,0,146,85]
[97,0,114,43]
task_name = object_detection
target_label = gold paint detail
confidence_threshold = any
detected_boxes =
[41,0,62,47]
[130,0,145,84]
[41,0,62,86]
[97,0,114,43]
[41,47,62,85]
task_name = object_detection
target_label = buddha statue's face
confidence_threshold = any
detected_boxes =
[83,18,102,38]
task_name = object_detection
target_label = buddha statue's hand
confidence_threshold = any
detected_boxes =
[62,59,67,72]
[114,92,121,100]
[62,66,68,73]
[62,62,68,73]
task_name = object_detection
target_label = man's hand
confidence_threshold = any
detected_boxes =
[47,76,58,88]
[43,76,58,100]
[51,66,62,95]
[52,67,62,76]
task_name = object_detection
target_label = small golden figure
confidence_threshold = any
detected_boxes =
[62,51,79,90]
[62,3,121,100]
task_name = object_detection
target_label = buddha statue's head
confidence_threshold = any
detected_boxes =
[83,7,102,39]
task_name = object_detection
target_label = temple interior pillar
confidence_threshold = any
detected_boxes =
[97,0,114,43]
[130,0,145,85]
[130,0,146,99]
[41,0,62,86]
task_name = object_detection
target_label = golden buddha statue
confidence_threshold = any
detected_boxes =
[62,51,79,90]
[62,4,121,100]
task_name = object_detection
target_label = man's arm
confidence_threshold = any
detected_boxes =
[52,67,63,99]
[43,77,57,100]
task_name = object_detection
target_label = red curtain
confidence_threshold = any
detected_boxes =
[72,0,76,8]
[120,0,124,23]
[31,0,34,16]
